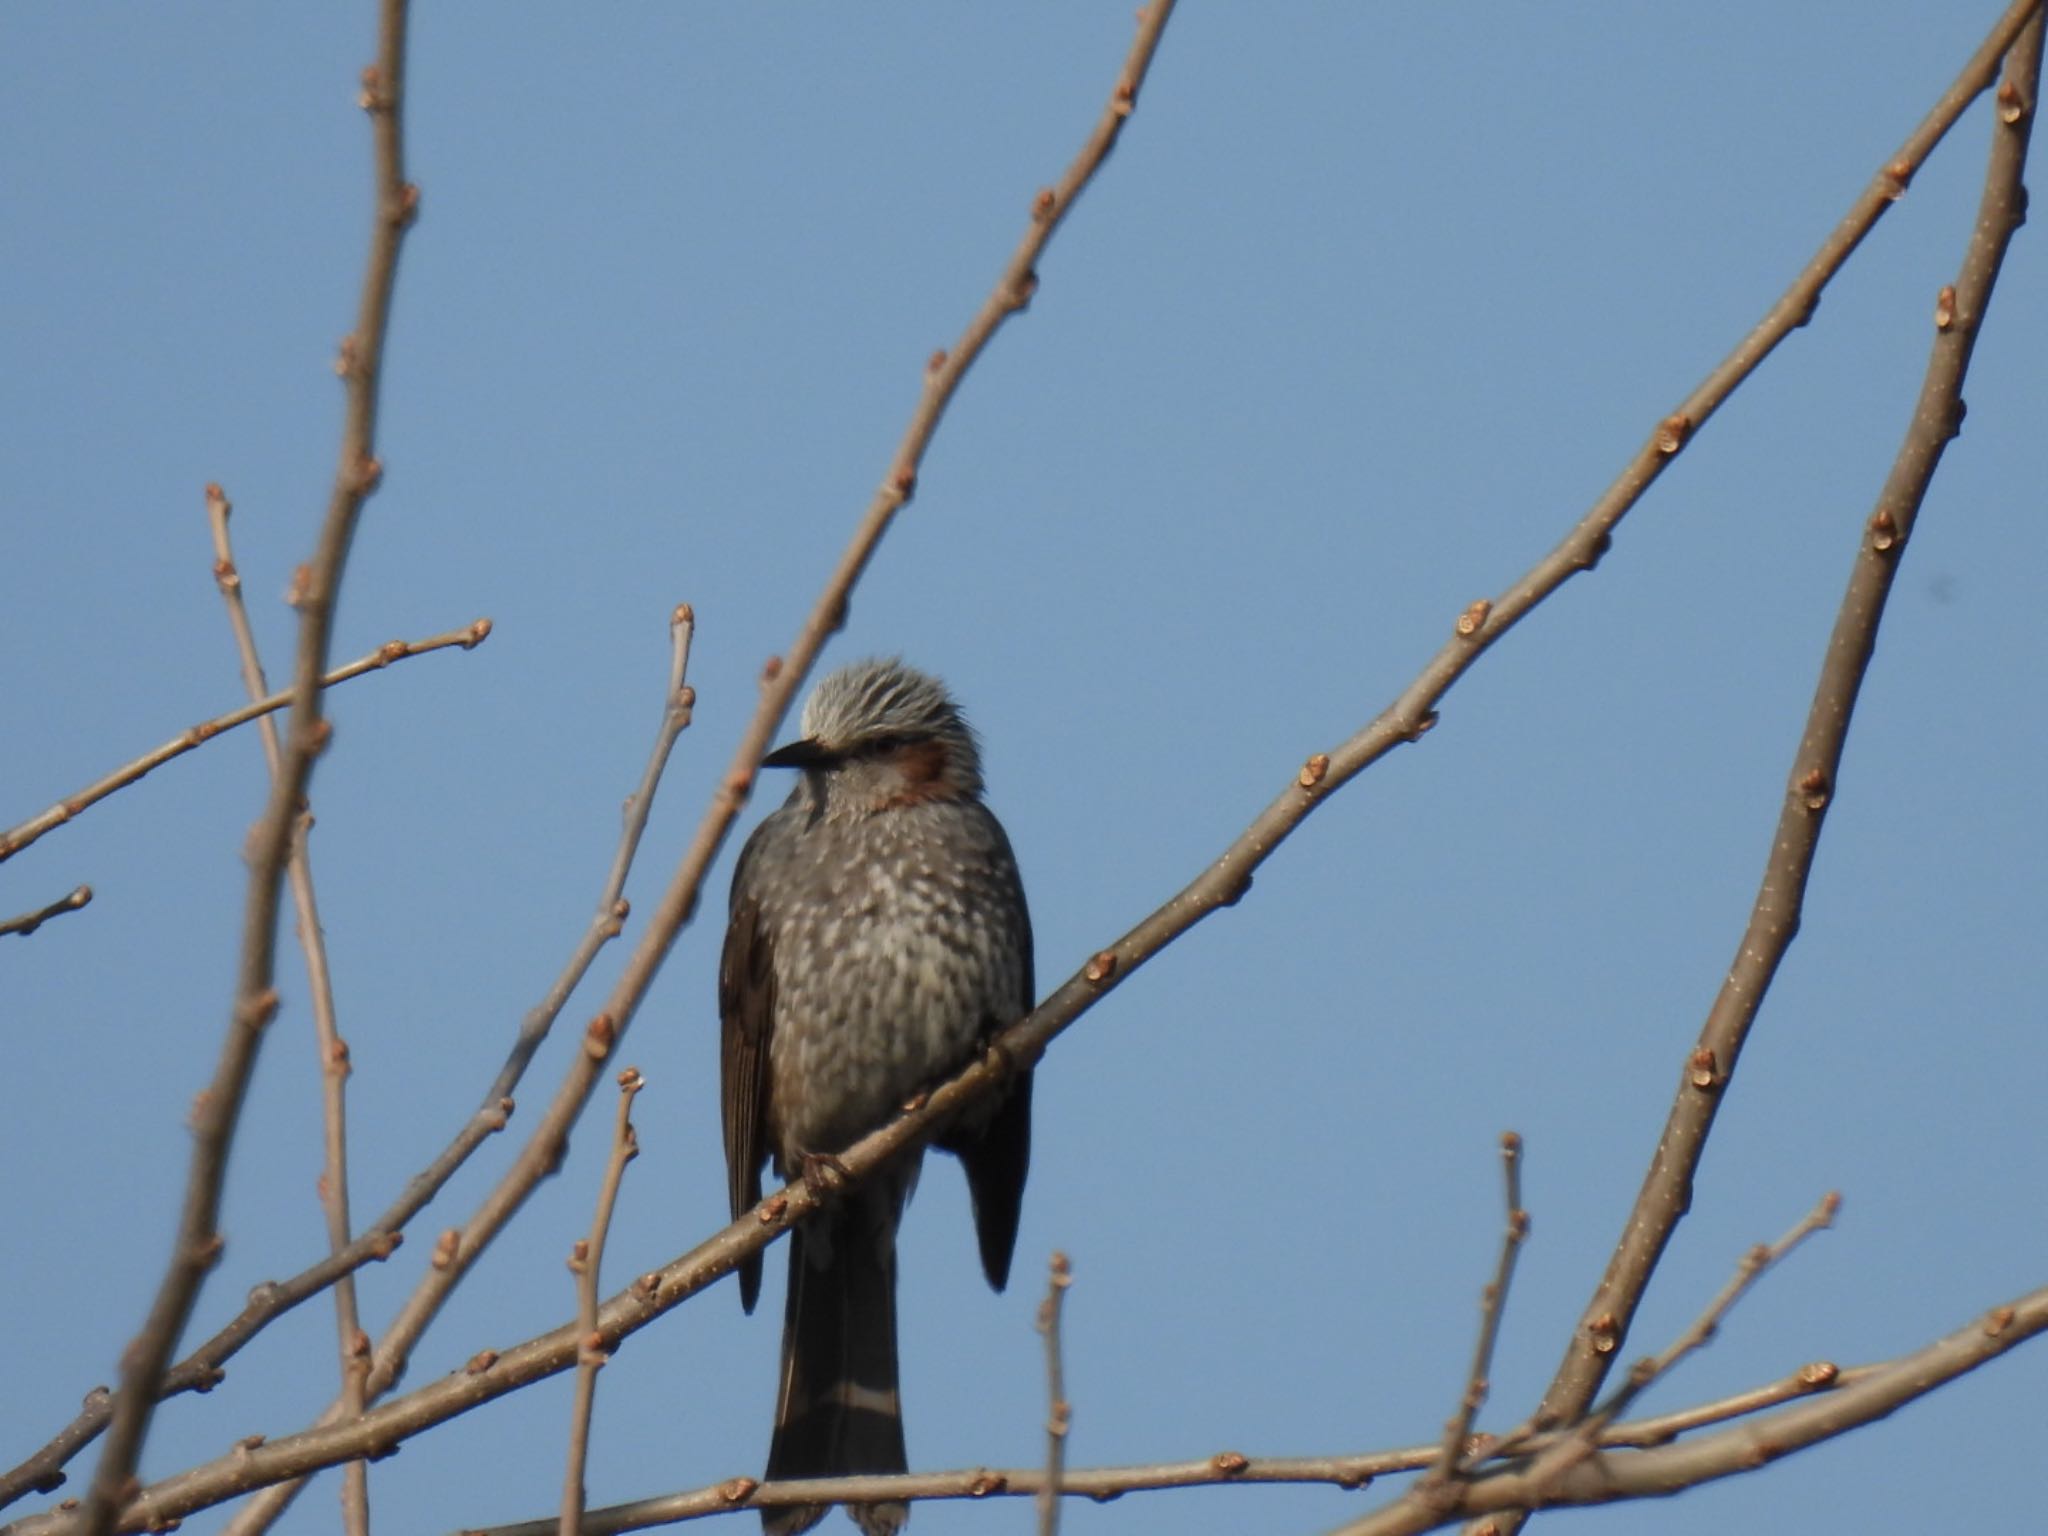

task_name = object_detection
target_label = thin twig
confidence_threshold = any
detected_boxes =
[1517,1193,1839,1495]
[1427,1134,1528,1484]
[491,603,697,1106]
[68,4,417,1532]
[1515,1,2045,1491]
[0,884,92,939]
[0,1143,459,1509]
[213,608,697,1536]
[1350,1291,2048,1536]
[0,618,489,866]
[560,1070,643,1536]
[1035,1252,1074,1536]
[0,582,686,1530]
[204,484,372,1536]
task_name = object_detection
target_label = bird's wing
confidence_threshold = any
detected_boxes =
[720,852,776,1314]
[939,818,1035,1293]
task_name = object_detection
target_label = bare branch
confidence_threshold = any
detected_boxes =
[209,603,697,1536]
[0,1220,420,1511]
[1339,1287,2048,1536]
[1518,5,2046,1483]
[1512,1193,1839,1498]
[561,1070,643,1536]
[0,884,91,940]
[204,483,373,1536]
[70,2,418,1530]
[13,594,671,1532]
[489,602,697,1108]
[1034,1252,1074,1536]
[1589,1360,1858,1449]
[1426,1134,1528,1484]
[0,618,489,867]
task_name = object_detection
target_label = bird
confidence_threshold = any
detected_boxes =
[720,658,1034,1536]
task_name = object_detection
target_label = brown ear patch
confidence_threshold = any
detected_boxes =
[876,737,958,810]
[893,738,948,784]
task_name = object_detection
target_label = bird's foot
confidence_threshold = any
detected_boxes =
[795,1149,853,1196]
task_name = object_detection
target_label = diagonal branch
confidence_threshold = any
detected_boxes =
[208,608,695,1536]
[69,4,418,1532]
[1510,1193,1838,1498]
[1425,1134,1529,1485]
[560,1069,643,1536]
[0,620,489,866]
[1513,2,2044,1485]
[203,483,372,1536]
[486,602,698,1110]
[1354,1287,2048,1535]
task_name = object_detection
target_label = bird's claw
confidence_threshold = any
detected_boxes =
[797,1150,853,1196]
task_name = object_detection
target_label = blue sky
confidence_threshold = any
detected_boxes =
[3,5,2043,1535]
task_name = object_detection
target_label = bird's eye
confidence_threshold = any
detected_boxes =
[858,731,912,757]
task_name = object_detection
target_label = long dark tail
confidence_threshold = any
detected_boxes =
[764,1200,907,1536]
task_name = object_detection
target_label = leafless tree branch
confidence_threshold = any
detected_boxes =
[1426,1134,1528,1485]
[1509,1193,1839,1497]
[1340,1286,2048,1536]
[0,618,490,867]
[1503,11,2045,1513]
[69,0,418,1528]
[491,602,698,1109]
[213,612,695,1536]
[197,605,697,1536]
[203,483,373,1536]
[561,1071,643,1536]
[0,884,91,940]
[1034,1252,1074,1536]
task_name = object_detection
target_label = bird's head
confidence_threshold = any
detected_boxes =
[764,658,985,818]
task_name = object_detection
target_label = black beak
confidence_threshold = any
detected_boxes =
[762,737,835,770]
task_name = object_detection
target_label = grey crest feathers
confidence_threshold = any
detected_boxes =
[792,657,984,794]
